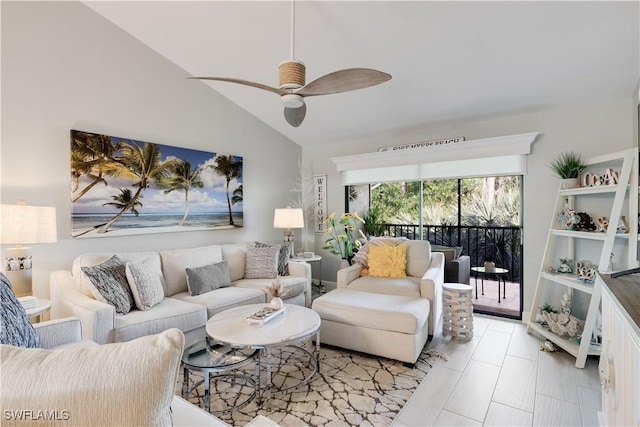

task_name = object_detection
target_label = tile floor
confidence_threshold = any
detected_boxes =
[392,315,601,427]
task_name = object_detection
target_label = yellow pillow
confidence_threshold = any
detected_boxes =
[368,245,407,278]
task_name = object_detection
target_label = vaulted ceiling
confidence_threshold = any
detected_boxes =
[85,1,639,147]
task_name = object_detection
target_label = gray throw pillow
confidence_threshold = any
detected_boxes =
[0,273,40,348]
[125,258,164,310]
[81,255,134,315]
[186,260,231,296]
[245,246,280,279]
[254,241,290,276]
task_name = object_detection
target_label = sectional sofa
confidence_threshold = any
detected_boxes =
[50,243,311,344]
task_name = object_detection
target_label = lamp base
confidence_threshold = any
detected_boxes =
[4,247,33,297]
[283,229,295,258]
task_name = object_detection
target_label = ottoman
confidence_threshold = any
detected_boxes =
[311,288,430,365]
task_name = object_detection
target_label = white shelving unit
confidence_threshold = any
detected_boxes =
[527,148,638,368]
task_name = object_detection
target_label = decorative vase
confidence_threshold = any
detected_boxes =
[269,297,283,310]
[561,178,579,189]
[484,261,495,271]
[340,258,351,269]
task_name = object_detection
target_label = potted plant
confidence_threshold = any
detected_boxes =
[323,212,366,265]
[362,206,386,238]
[549,151,587,189]
[483,255,495,271]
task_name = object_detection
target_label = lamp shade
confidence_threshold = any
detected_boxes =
[1,204,57,245]
[273,207,304,229]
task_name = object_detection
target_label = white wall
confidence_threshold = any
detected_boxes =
[1,1,301,297]
[304,96,636,316]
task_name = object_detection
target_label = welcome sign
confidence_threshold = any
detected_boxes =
[314,174,327,234]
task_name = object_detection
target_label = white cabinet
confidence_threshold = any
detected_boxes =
[598,274,640,427]
[527,149,638,368]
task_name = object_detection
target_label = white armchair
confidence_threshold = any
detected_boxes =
[33,317,89,349]
[336,239,444,336]
[13,318,237,427]
[313,239,444,365]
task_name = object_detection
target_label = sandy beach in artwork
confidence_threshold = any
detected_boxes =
[72,224,239,239]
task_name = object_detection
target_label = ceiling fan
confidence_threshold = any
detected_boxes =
[189,1,391,127]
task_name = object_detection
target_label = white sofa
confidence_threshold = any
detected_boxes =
[2,317,276,427]
[312,239,444,364]
[50,243,311,344]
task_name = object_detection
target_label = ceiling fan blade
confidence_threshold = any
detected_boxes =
[296,68,391,97]
[284,104,306,127]
[188,77,286,96]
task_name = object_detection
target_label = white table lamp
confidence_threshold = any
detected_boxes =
[273,207,304,256]
[1,201,57,296]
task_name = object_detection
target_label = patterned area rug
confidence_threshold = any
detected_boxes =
[177,341,442,426]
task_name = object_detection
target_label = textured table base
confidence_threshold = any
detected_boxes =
[442,283,474,340]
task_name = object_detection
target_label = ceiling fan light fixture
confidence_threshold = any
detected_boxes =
[279,60,305,89]
[281,94,304,109]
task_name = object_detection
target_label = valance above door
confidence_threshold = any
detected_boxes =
[331,132,539,185]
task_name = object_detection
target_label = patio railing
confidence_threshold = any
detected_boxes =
[382,223,522,283]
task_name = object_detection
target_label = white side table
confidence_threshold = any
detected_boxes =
[23,298,51,323]
[291,255,323,294]
[442,283,473,340]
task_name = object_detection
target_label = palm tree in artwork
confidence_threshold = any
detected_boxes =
[209,155,242,226]
[98,142,176,234]
[71,131,121,202]
[231,185,243,206]
[103,188,143,216]
[158,159,204,226]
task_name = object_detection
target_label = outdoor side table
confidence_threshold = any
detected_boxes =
[470,266,509,303]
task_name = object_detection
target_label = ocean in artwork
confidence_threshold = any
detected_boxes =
[72,212,243,238]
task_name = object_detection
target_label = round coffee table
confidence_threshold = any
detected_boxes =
[206,304,321,401]
[181,338,258,414]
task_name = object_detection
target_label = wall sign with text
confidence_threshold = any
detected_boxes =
[378,136,465,152]
[314,174,327,233]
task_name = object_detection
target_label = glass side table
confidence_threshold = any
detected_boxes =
[181,338,258,414]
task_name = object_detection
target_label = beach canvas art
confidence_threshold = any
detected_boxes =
[71,130,243,238]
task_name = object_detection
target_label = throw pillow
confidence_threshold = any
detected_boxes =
[245,246,280,279]
[432,244,463,260]
[185,260,231,296]
[433,247,456,262]
[401,240,432,277]
[81,255,134,315]
[254,241,290,276]
[368,245,408,278]
[125,258,164,310]
[453,246,463,259]
[0,273,40,348]
[352,237,409,270]
[0,328,184,427]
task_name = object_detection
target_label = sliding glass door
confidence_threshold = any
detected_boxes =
[348,175,523,319]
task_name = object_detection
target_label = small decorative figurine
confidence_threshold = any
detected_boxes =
[574,212,596,232]
[557,258,573,273]
[540,340,558,352]
[597,216,609,232]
